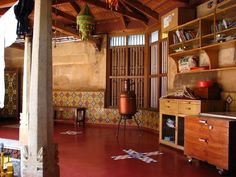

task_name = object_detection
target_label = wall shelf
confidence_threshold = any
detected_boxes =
[168,4,236,74]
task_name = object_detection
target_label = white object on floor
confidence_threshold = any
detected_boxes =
[60,130,83,135]
[111,149,162,163]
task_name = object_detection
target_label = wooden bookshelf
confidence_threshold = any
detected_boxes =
[168,3,236,74]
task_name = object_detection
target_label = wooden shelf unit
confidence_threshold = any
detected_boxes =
[168,3,236,74]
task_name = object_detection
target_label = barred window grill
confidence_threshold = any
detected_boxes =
[108,32,166,109]
[149,31,167,109]
[109,35,145,108]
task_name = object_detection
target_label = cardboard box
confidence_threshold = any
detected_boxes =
[197,0,217,18]
[161,7,195,33]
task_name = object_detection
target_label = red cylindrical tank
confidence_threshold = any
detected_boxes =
[119,79,137,116]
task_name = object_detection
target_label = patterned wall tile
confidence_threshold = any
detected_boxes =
[53,91,159,132]
[221,92,236,112]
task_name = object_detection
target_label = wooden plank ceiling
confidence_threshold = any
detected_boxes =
[0,0,206,39]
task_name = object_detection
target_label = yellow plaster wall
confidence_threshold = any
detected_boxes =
[52,38,107,91]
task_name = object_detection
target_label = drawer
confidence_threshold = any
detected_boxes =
[160,99,178,114]
[179,102,200,115]
[207,118,230,128]
[185,133,208,161]
[186,116,230,129]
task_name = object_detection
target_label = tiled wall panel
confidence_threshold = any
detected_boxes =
[53,91,159,132]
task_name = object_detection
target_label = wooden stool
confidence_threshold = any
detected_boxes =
[76,107,86,127]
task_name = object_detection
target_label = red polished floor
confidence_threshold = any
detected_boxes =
[0,123,231,177]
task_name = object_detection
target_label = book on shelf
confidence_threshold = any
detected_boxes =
[216,19,236,32]
[176,29,183,42]
[172,33,180,44]
[175,29,198,43]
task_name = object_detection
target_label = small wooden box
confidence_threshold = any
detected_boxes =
[161,7,195,33]
[194,86,221,100]
[197,0,217,17]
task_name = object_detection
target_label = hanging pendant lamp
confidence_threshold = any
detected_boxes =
[76,4,95,41]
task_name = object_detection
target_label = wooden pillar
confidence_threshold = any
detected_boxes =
[21,0,59,176]
[19,36,31,145]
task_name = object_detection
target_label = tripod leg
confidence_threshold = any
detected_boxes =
[124,116,127,132]
[133,117,141,135]
[116,116,123,137]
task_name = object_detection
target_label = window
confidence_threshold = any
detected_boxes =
[108,34,145,108]
[149,31,167,109]
[106,31,167,109]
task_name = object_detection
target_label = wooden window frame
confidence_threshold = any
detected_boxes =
[105,30,168,110]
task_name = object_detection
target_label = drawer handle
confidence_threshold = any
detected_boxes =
[199,120,208,125]
[186,107,191,110]
[209,125,213,130]
[198,138,208,143]
[167,106,170,108]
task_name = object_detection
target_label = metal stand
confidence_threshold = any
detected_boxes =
[116,114,141,137]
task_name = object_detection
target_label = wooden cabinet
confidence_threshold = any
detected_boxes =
[184,115,236,173]
[159,98,224,150]
[168,3,236,74]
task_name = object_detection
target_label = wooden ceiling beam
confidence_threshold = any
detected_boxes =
[0,7,9,16]
[52,7,76,22]
[172,0,189,2]
[0,0,16,8]
[70,1,81,14]
[81,0,148,23]
[120,16,129,28]
[53,0,148,23]
[52,0,73,5]
[122,0,159,20]
[153,0,169,10]
[52,20,80,38]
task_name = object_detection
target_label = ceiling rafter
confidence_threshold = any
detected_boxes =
[119,0,134,13]
[52,0,76,5]
[52,7,76,22]
[82,0,148,24]
[120,15,129,28]
[122,0,159,20]
[119,0,149,22]
[172,0,189,2]
[52,20,80,38]
[0,7,8,16]
[0,0,16,8]
[153,0,169,10]
[52,0,148,23]
[69,1,81,14]
[118,0,135,26]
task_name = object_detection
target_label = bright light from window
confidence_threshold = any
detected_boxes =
[128,34,145,46]
[150,31,159,43]
[110,36,126,47]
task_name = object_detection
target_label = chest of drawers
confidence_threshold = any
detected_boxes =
[184,115,236,173]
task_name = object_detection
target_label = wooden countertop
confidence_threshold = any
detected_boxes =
[199,112,236,120]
